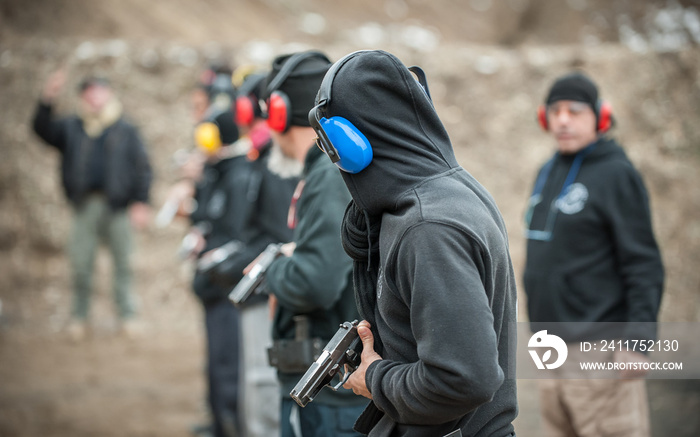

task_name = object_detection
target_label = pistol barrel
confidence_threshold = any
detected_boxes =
[228,243,282,306]
[290,320,361,407]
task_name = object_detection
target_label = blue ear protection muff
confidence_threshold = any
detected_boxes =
[309,52,433,174]
[308,51,373,174]
[265,51,331,133]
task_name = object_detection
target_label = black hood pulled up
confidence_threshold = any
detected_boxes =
[324,50,459,215]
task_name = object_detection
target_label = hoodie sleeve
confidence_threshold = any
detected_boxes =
[32,101,68,152]
[208,170,296,288]
[366,222,504,425]
[266,163,352,312]
[604,162,664,333]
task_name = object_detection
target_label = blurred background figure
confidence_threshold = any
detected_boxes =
[153,148,204,229]
[31,69,153,341]
[179,65,245,437]
[523,72,664,437]
[155,65,237,230]
[231,67,300,437]
[182,63,302,437]
[258,50,368,437]
[233,69,271,161]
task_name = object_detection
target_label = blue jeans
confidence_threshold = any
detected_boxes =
[280,397,365,437]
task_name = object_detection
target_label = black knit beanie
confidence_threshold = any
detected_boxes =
[213,110,239,144]
[545,72,599,111]
[265,51,331,127]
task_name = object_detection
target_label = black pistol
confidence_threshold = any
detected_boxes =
[228,243,282,306]
[290,320,362,408]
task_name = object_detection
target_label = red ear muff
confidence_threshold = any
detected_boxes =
[537,101,613,133]
[537,104,549,131]
[235,96,254,127]
[597,100,613,133]
[267,91,292,133]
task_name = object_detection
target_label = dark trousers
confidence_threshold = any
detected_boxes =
[204,298,242,437]
[280,397,365,437]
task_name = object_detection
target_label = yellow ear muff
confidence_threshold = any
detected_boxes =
[194,122,222,156]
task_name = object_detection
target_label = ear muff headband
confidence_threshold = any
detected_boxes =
[407,66,433,102]
[266,51,330,95]
[265,51,331,133]
[537,100,613,133]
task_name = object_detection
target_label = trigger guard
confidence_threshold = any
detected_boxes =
[330,364,352,391]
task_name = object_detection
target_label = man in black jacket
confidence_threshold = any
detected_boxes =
[182,64,294,436]
[523,72,664,436]
[184,66,246,437]
[313,50,518,436]
[184,66,301,437]
[231,69,301,437]
[260,50,368,437]
[32,70,152,340]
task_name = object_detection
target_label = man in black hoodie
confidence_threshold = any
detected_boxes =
[523,73,663,436]
[259,50,368,437]
[184,67,301,437]
[311,50,518,436]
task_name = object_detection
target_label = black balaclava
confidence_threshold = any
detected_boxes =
[265,52,331,128]
[328,51,459,357]
[325,50,458,216]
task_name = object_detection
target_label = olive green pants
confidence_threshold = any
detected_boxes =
[69,195,135,320]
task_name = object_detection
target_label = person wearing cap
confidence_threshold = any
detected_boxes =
[32,69,152,341]
[310,49,517,437]
[155,68,239,231]
[254,50,367,437]
[229,70,301,437]
[523,72,664,436]
[232,70,270,159]
[179,68,253,437]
